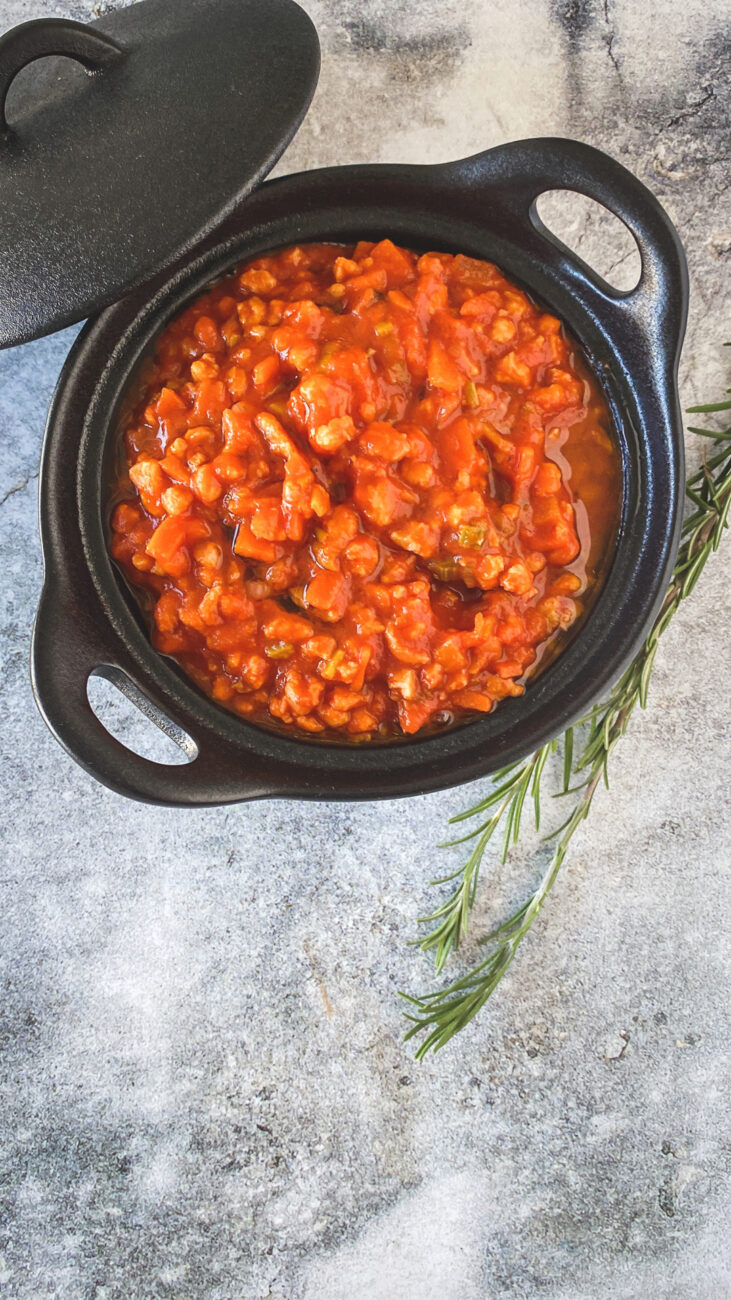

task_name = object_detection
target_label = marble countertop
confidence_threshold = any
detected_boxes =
[1,1,729,1296]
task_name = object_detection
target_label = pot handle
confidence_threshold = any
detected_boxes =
[31,582,274,806]
[0,17,124,136]
[445,137,688,371]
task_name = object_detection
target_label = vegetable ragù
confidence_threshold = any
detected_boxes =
[111,240,619,741]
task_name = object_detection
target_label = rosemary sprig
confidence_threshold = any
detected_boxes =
[402,380,731,1058]
[413,744,554,974]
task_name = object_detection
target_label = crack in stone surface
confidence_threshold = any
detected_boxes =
[665,85,717,130]
[602,0,621,79]
[606,1030,631,1061]
[0,472,39,508]
[603,247,638,279]
[605,31,620,77]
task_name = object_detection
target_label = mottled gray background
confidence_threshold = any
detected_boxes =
[1,1,729,1297]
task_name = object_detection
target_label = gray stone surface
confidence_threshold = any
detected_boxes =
[1,0,729,1296]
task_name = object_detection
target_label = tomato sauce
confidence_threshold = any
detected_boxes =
[110,241,620,739]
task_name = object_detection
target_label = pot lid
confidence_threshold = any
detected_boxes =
[0,0,320,349]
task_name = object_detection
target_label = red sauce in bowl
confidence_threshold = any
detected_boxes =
[110,240,620,739]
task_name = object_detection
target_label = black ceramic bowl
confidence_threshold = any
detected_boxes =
[32,138,688,805]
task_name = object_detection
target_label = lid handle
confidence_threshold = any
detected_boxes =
[0,17,124,137]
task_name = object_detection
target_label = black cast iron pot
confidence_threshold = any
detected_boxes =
[30,136,688,805]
